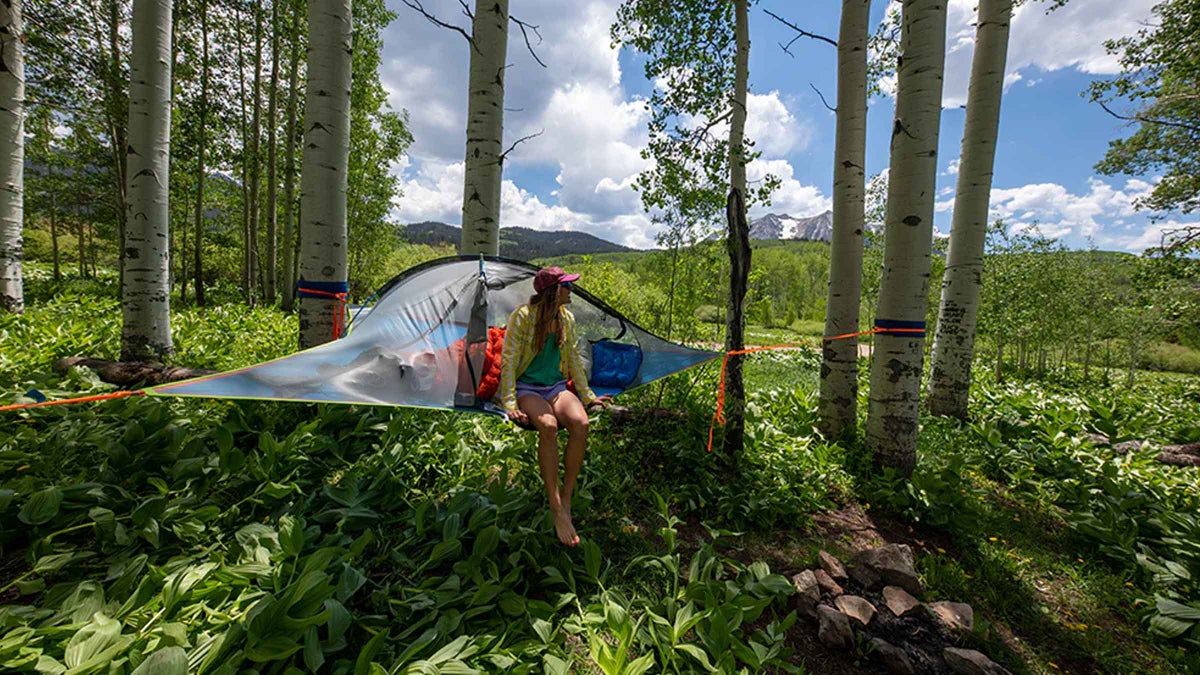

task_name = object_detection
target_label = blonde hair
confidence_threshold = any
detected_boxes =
[529,286,564,350]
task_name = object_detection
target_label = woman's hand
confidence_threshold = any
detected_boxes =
[507,408,529,425]
[588,395,613,411]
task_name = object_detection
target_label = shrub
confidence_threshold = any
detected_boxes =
[1140,342,1200,375]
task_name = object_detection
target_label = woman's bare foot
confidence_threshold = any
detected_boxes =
[553,509,579,547]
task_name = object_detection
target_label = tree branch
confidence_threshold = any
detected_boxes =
[499,129,544,162]
[810,83,835,112]
[400,0,473,46]
[1097,100,1200,135]
[510,15,547,68]
[764,9,837,49]
[1163,225,1200,254]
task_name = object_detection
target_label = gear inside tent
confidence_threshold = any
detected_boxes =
[149,256,720,413]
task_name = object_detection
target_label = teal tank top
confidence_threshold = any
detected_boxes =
[519,333,563,386]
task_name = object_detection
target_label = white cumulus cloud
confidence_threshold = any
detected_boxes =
[879,0,1157,107]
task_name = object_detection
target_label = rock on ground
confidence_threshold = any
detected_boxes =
[883,586,921,617]
[815,568,844,596]
[943,647,1011,675]
[817,604,854,649]
[834,594,876,626]
[818,550,849,581]
[928,601,975,633]
[851,544,923,595]
[792,570,820,619]
[870,638,916,675]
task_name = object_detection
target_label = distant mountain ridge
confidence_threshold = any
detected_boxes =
[403,221,636,260]
[748,210,891,242]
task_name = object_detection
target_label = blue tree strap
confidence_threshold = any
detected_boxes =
[874,318,926,337]
[296,280,350,299]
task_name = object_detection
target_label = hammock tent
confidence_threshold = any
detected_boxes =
[146,256,719,414]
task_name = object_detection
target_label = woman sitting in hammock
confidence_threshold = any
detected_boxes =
[499,266,611,547]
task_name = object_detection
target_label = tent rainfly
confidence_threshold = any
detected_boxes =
[148,257,720,413]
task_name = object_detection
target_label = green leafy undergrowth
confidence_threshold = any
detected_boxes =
[0,387,817,673]
[861,374,1200,672]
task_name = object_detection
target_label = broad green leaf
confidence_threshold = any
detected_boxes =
[19,487,63,525]
[64,613,122,668]
[427,635,470,664]
[279,516,305,557]
[676,644,715,671]
[303,627,324,672]
[428,539,462,566]
[542,654,569,675]
[325,599,351,643]
[625,653,655,675]
[438,660,480,674]
[213,425,233,454]
[531,618,553,644]
[354,629,388,675]
[472,525,500,560]
[36,654,66,674]
[1157,597,1200,620]
[34,552,91,574]
[130,647,187,675]
[245,636,302,662]
[335,564,367,603]
[582,539,601,580]
[1149,613,1193,639]
[262,482,300,499]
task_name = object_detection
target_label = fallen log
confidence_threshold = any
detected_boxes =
[1158,452,1200,468]
[54,357,215,387]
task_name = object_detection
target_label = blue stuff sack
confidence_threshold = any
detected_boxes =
[589,340,643,388]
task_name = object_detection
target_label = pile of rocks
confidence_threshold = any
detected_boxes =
[791,544,1010,675]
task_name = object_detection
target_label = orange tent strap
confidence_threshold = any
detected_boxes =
[0,389,146,412]
[297,287,349,340]
[706,325,929,452]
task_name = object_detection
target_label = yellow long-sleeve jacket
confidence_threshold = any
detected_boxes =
[498,304,596,412]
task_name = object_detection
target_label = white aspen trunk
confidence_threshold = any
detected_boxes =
[818,0,870,440]
[298,0,351,348]
[723,0,751,455]
[866,0,947,475]
[121,0,173,361]
[193,0,209,307]
[0,0,24,314]
[281,0,301,313]
[264,0,280,304]
[249,0,263,302]
[458,0,508,256]
[927,0,1012,418]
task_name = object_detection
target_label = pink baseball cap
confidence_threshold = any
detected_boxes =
[533,266,581,293]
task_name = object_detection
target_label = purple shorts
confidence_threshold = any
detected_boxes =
[515,379,570,403]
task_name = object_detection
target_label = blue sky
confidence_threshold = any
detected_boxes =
[382,0,1191,252]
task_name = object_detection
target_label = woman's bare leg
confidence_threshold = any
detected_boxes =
[519,393,577,546]
[551,391,588,524]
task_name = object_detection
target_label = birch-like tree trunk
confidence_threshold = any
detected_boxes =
[298,0,351,348]
[0,0,23,313]
[865,0,947,474]
[264,0,280,304]
[927,0,1012,418]
[458,0,508,255]
[235,8,251,299]
[121,0,173,361]
[818,0,870,440]
[249,0,263,302]
[281,0,301,312]
[50,174,60,281]
[723,0,751,456]
[193,0,209,306]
